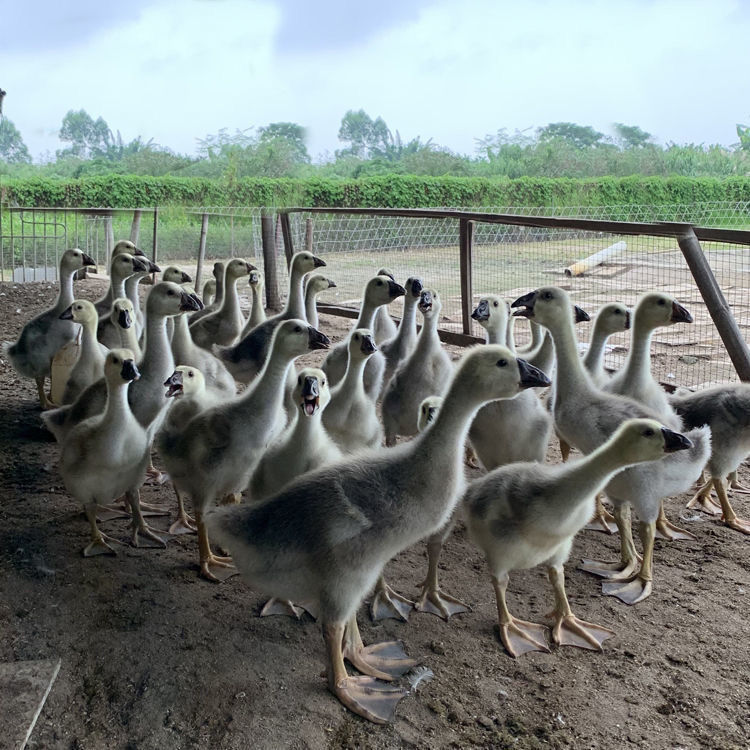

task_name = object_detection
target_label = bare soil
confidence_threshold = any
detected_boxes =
[1,277,749,750]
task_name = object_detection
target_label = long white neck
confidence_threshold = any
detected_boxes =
[356,295,380,329]
[338,350,368,403]
[141,310,175,388]
[111,269,130,302]
[102,380,133,436]
[250,285,266,326]
[236,344,294,420]
[285,265,306,319]
[55,265,77,314]
[545,313,596,404]
[220,274,241,319]
[305,289,320,329]
[214,273,225,307]
[583,323,611,376]
[482,317,506,346]
[290,408,323,446]
[415,311,441,354]
[125,273,145,311]
[80,317,102,360]
[617,319,655,394]
[171,314,196,361]
[394,294,419,348]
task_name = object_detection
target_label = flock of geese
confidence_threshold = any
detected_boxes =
[4,238,750,725]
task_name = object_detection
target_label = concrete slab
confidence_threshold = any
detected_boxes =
[0,659,61,750]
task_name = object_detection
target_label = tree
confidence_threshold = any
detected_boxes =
[0,118,31,163]
[337,109,393,159]
[537,122,606,149]
[58,109,113,159]
[257,122,310,163]
[737,122,750,151]
[613,123,653,149]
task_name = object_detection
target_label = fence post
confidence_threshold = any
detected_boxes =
[459,218,474,335]
[262,212,282,311]
[130,209,142,245]
[304,218,313,253]
[280,212,294,270]
[677,226,750,382]
[105,214,115,260]
[194,212,209,293]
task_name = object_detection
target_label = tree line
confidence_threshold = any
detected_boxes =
[1,106,749,181]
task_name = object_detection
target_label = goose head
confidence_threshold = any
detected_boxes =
[111,240,145,259]
[292,251,326,275]
[272,319,330,359]
[305,273,336,295]
[225,258,256,282]
[511,287,590,329]
[60,248,96,274]
[364,275,406,306]
[202,278,217,304]
[60,299,98,326]
[163,266,192,285]
[212,261,225,282]
[248,270,263,289]
[111,252,150,281]
[404,276,423,300]
[456,345,551,404]
[417,395,443,432]
[112,298,136,330]
[105,348,140,385]
[348,328,377,361]
[595,302,631,336]
[611,418,693,465]
[294,367,331,417]
[418,288,443,321]
[146,281,203,318]
[376,267,396,282]
[164,366,205,399]
[471,294,507,334]
[633,292,692,331]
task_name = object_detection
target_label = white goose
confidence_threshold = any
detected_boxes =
[93,239,146,316]
[246,269,266,331]
[304,273,337,330]
[111,298,143,363]
[373,267,399,344]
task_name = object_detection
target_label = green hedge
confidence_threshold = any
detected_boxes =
[3,174,750,209]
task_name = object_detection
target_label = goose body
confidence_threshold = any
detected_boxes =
[59,300,108,405]
[97,253,151,347]
[124,258,163,337]
[582,302,631,386]
[373,268,399,344]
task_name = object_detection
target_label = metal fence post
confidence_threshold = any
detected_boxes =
[262,212,282,311]
[194,212,209,293]
[459,218,474,335]
[280,212,294,269]
[677,226,750,381]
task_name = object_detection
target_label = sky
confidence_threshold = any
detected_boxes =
[3,0,750,162]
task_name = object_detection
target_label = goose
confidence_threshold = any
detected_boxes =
[4,248,96,408]
[160,319,330,581]
[206,345,550,724]
[124,258,163,337]
[218,251,326,384]
[322,330,382,454]
[111,298,143,363]
[671,384,750,534]
[465,418,692,657]
[59,300,109,405]
[304,273,337,330]
[97,254,151,348]
[60,349,165,556]
[161,265,193,342]
[93,240,146,315]
[190,258,255,349]
[512,287,711,604]
[379,276,423,393]
[190,261,225,324]
[246,269,266,331]
[321,275,406,401]
[249,366,342,617]
[201,278,217,308]
[382,288,453,446]
[157,366,223,535]
[373,267,399,344]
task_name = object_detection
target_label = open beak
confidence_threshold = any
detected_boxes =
[121,359,140,382]
[118,308,132,329]
[163,370,184,398]
[360,333,377,355]
[419,290,434,314]
[180,291,203,312]
[300,376,320,416]
[661,426,693,453]
[313,255,326,268]
[517,358,551,389]
[671,301,693,324]
[59,306,74,320]
[471,299,490,322]
[82,253,96,267]
[425,406,439,424]
[308,326,330,350]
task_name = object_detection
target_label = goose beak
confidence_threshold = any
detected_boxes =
[511,290,536,317]
[132,256,149,273]
[181,271,192,284]
[308,326,330,350]
[164,370,184,398]
[121,359,140,382]
[574,305,590,323]
[300,376,320,416]
[82,253,96,267]
[59,305,75,320]
[624,310,631,330]
[389,280,406,299]
[661,426,693,453]
[118,308,132,329]
[425,406,439,424]
[313,255,327,268]
[180,291,203,312]
[133,247,146,258]
[245,262,257,274]
[148,260,161,273]
[410,278,423,296]
[327,279,337,288]
[671,301,693,324]
[418,290,434,313]
[517,358,551,389]
[471,299,490,322]
[360,333,377,355]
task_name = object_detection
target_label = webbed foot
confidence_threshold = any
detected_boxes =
[199,554,237,583]
[551,614,615,650]
[370,583,414,622]
[330,675,407,724]
[260,598,304,619]
[655,516,697,542]
[414,585,471,620]
[168,512,197,535]
[498,617,550,658]
[344,640,419,680]
[578,556,640,580]
[602,576,652,604]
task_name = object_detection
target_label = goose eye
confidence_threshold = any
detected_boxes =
[188,371,194,378]
[321,379,326,386]
[658,299,666,306]
[543,291,553,300]
[497,359,508,368]
[493,301,498,307]
[294,325,302,333]
[614,309,622,314]
[643,428,655,437]
[377,280,383,285]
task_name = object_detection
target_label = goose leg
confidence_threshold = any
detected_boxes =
[584,493,619,534]
[492,573,549,657]
[579,504,641,579]
[343,615,419,679]
[713,476,750,535]
[728,470,750,495]
[195,509,236,582]
[36,376,55,410]
[602,521,654,604]
[82,503,123,557]
[654,501,696,541]
[168,486,197,535]
[126,489,167,549]
[546,565,614,650]
[414,537,471,620]
[324,621,407,725]
[369,575,414,622]
[559,438,571,463]
[686,476,723,515]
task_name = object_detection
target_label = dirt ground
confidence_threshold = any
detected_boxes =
[1,276,749,750]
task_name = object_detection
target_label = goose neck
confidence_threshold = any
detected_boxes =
[125,274,143,310]
[563,438,636,499]
[252,286,267,324]
[141,312,174,381]
[620,322,654,388]
[55,265,77,313]
[416,313,440,351]
[304,291,319,329]
[356,298,379,329]
[483,323,505,346]
[395,295,419,346]
[104,380,133,427]
[546,315,593,402]
[285,266,307,320]
[583,325,609,374]
[238,346,293,414]
[220,275,241,318]
[80,318,101,357]
[340,353,367,398]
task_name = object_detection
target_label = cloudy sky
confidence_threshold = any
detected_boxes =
[3,0,749,161]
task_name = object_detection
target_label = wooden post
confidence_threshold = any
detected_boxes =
[262,212,282,311]
[130,209,142,245]
[150,207,159,283]
[194,212,209,293]
[459,218,474,335]
[677,226,750,381]
[304,218,313,253]
[105,215,115,259]
[280,212,294,269]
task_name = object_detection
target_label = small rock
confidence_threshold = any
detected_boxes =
[477,715,494,729]
[679,355,698,365]
[430,640,446,655]
[497,689,509,700]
